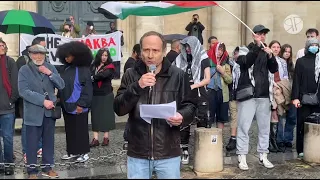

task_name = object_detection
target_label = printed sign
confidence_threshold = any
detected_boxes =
[20,31,122,65]
[211,135,218,144]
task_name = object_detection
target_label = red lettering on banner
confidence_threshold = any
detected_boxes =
[109,37,116,46]
[101,38,107,48]
[85,39,92,49]
[93,39,101,49]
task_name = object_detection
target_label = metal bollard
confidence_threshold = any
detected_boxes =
[193,127,223,176]
[304,122,320,163]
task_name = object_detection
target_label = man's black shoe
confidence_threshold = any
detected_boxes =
[285,142,293,148]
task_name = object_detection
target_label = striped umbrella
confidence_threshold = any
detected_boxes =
[0,9,55,35]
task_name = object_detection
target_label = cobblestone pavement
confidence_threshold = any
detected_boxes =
[3,120,320,179]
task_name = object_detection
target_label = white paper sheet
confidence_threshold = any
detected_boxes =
[139,101,177,125]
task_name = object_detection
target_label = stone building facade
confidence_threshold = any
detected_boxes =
[0,1,318,66]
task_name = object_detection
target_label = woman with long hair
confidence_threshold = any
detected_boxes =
[275,44,297,152]
[268,40,291,153]
[56,41,93,162]
[89,48,116,147]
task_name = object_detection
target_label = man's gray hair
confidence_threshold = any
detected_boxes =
[139,31,166,52]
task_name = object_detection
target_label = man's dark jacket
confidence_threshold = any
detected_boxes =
[114,58,196,160]
[236,42,278,98]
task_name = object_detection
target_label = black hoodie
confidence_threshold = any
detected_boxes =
[236,42,278,99]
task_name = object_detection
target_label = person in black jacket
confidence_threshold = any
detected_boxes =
[292,38,320,159]
[122,44,141,150]
[185,14,205,45]
[89,48,116,147]
[0,38,19,175]
[56,41,93,163]
[114,31,196,179]
[123,44,141,73]
[166,39,180,63]
[236,24,278,171]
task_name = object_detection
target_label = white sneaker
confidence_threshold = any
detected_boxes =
[61,154,78,160]
[238,154,249,170]
[298,153,304,158]
[259,153,274,169]
[76,154,89,163]
[181,150,189,165]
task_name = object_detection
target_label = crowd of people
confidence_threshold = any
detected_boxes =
[0,12,319,179]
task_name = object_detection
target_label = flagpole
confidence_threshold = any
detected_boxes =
[216,3,266,48]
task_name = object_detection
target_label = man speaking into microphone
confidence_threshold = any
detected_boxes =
[114,31,196,179]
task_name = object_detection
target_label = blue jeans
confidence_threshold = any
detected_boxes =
[127,156,181,179]
[277,104,297,144]
[22,123,42,154]
[0,113,15,164]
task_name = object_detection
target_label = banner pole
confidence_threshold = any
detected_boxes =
[216,3,266,48]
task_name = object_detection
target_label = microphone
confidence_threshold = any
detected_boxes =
[148,64,156,104]
[148,64,156,89]
[148,64,156,74]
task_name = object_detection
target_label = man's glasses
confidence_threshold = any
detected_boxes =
[0,44,6,48]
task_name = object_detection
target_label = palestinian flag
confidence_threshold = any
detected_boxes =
[98,1,218,20]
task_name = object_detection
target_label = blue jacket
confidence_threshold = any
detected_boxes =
[18,62,65,126]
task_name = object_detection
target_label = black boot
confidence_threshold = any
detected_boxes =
[268,122,279,153]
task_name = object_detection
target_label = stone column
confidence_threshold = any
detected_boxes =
[246,1,274,45]
[304,122,320,163]
[211,1,242,53]
[0,1,19,58]
[19,1,37,12]
[135,1,164,44]
[193,128,223,175]
[116,1,136,80]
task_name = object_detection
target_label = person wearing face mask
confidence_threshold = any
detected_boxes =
[18,45,65,179]
[173,36,211,165]
[292,38,320,159]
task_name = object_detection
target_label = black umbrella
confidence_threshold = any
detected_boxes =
[163,34,188,43]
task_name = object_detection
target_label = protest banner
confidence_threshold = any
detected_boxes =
[20,31,122,65]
